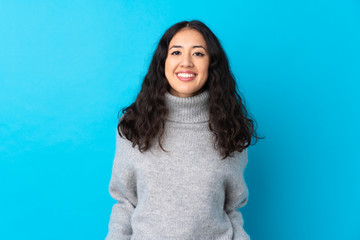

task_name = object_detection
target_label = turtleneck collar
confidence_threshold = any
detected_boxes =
[165,90,210,123]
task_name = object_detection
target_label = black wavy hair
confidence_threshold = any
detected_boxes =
[117,20,262,160]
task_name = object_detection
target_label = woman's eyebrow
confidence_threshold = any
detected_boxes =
[169,45,208,52]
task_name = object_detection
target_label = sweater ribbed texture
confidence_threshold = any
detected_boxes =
[106,90,250,240]
[165,90,210,123]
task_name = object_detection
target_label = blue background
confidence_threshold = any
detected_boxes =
[1,0,359,239]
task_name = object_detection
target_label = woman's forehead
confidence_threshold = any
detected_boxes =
[169,29,207,48]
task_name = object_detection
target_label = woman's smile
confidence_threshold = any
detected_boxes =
[176,71,198,81]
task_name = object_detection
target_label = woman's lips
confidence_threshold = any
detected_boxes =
[176,73,197,82]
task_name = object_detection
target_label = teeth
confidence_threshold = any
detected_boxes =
[177,73,196,78]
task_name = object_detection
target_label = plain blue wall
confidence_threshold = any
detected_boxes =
[1,0,359,239]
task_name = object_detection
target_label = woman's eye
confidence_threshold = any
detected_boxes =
[171,51,181,55]
[194,52,205,57]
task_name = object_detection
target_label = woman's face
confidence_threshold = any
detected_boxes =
[165,28,210,98]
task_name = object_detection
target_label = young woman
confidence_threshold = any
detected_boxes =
[105,20,260,240]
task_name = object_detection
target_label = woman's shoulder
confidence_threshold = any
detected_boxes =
[114,115,134,151]
[226,148,248,173]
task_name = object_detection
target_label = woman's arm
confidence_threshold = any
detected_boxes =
[224,148,250,240]
[105,129,137,240]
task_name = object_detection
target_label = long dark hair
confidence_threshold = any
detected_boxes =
[118,20,262,159]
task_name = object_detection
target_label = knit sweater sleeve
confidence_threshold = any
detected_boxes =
[105,128,137,240]
[224,148,250,240]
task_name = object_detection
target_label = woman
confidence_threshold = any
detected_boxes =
[105,20,260,240]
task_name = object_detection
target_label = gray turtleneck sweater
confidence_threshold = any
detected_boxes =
[105,90,250,240]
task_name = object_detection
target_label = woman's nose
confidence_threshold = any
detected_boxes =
[180,54,194,67]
